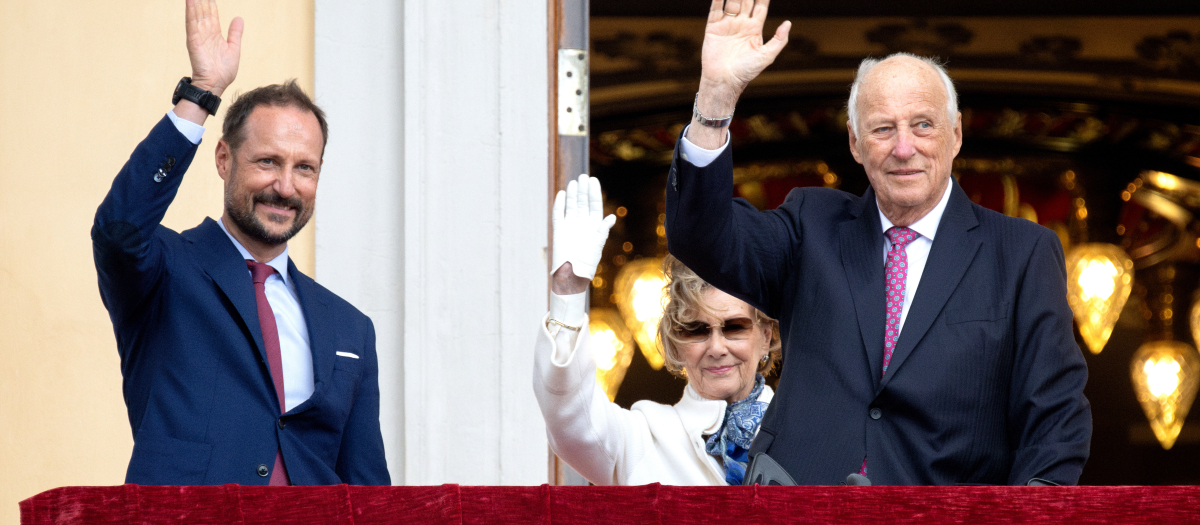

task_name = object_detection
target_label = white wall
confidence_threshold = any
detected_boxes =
[314,0,550,485]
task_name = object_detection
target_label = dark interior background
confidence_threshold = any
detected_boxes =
[587,2,1200,485]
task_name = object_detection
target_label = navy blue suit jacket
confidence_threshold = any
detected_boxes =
[92,116,390,486]
[665,141,1091,485]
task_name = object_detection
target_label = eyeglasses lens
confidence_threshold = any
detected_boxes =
[673,318,755,343]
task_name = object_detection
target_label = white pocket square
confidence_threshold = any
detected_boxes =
[336,351,360,359]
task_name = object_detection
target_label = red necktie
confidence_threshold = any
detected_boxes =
[861,226,919,478]
[247,260,291,486]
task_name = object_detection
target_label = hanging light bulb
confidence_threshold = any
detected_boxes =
[1130,340,1200,450]
[1189,294,1200,353]
[588,307,635,402]
[613,257,667,370]
[1065,243,1134,354]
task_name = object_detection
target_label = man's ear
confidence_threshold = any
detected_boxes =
[951,111,963,158]
[847,121,863,165]
[215,139,232,182]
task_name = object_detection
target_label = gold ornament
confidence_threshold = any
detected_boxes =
[1065,243,1134,354]
[587,307,635,402]
[613,257,667,370]
[1130,340,1200,450]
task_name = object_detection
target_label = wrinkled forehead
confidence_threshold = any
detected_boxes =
[858,58,948,118]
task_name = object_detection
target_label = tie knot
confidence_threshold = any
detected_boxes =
[246,260,276,284]
[886,226,918,248]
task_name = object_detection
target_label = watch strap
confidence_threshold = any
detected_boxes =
[692,93,734,128]
[172,77,221,116]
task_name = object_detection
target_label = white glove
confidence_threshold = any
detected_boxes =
[551,174,617,280]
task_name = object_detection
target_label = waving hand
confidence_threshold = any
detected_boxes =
[702,0,790,93]
[551,174,618,295]
[689,0,790,148]
[185,0,243,97]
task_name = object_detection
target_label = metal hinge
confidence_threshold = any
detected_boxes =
[557,49,588,137]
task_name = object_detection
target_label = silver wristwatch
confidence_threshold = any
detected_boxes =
[692,93,734,128]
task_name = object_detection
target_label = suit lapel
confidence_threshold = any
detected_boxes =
[879,180,981,390]
[186,218,268,365]
[840,189,886,390]
[289,260,332,414]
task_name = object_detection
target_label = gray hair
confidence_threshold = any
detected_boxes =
[846,53,958,132]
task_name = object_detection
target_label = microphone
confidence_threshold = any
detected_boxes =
[743,453,797,486]
[845,473,872,486]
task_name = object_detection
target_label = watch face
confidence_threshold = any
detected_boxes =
[172,79,186,105]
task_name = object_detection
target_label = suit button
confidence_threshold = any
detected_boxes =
[870,408,882,420]
[278,419,286,430]
[257,464,269,477]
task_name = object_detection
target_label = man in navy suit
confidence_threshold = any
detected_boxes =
[665,0,1090,485]
[92,0,389,486]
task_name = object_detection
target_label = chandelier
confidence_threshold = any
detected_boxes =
[1130,340,1200,450]
[587,307,635,402]
[1065,243,1134,354]
[612,257,668,370]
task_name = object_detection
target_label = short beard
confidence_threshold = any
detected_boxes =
[224,167,312,247]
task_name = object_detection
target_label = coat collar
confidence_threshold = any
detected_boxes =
[185,218,269,370]
[286,260,333,415]
[215,217,292,287]
[677,382,775,484]
[676,382,776,437]
[840,186,888,390]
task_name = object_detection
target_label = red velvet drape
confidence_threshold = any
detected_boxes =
[20,484,1200,524]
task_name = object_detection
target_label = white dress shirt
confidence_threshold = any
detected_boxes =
[877,181,952,335]
[169,111,315,412]
[678,126,953,336]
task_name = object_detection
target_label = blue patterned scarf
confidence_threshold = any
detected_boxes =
[704,374,767,485]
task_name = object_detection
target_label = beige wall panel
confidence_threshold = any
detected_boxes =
[0,1,314,522]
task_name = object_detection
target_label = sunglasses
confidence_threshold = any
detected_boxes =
[672,317,758,344]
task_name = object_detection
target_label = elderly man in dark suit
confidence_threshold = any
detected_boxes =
[92,0,388,486]
[665,0,1090,485]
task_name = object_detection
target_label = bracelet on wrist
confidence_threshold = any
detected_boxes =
[692,93,734,128]
[548,318,582,331]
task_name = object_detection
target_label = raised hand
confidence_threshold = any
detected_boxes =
[701,0,790,95]
[185,0,243,97]
[551,174,618,295]
[690,1,790,148]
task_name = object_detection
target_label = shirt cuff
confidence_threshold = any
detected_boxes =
[549,291,588,329]
[678,124,729,168]
[167,110,205,145]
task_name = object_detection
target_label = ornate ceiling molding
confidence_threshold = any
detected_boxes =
[592,17,1200,110]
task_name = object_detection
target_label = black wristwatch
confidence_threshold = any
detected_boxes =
[172,77,221,116]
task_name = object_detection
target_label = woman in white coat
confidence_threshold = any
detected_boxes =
[534,174,781,486]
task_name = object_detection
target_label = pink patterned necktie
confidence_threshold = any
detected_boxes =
[882,226,918,375]
[861,226,920,478]
[247,261,291,486]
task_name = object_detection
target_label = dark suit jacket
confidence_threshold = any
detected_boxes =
[92,116,390,486]
[665,140,1091,485]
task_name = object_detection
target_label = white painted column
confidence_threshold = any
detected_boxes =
[314,0,550,485]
